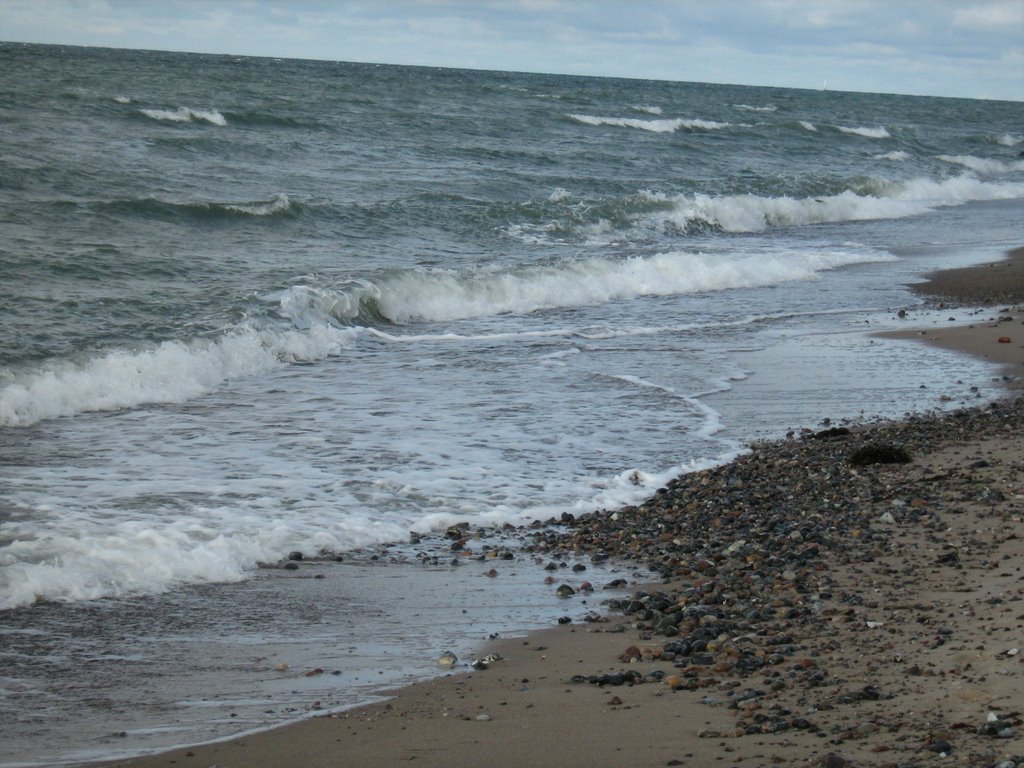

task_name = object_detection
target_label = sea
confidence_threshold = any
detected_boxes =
[1,42,1022,766]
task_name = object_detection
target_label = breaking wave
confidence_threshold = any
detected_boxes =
[0,325,359,427]
[938,154,1024,175]
[271,246,894,329]
[837,125,890,139]
[99,193,296,220]
[568,114,731,133]
[140,106,227,126]
[0,237,896,428]
[633,174,1024,234]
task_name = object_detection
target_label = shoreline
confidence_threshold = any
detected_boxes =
[886,245,1024,389]
[909,247,1024,307]
[88,399,1024,768]
[83,250,1024,768]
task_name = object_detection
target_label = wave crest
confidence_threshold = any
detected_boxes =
[140,106,227,126]
[938,154,1024,174]
[102,193,295,220]
[568,114,731,133]
[640,174,1024,233]
[274,247,893,328]
[837,125,890,138]
[0,325,358,427]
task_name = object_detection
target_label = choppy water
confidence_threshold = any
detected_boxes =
[1,43,1022,765]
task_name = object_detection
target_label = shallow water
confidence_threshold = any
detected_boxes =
[2,544,648,767]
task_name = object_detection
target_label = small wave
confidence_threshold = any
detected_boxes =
[837,125,890,139]
[272,247,894,328]
[640,174,1024,233]
[568,114,731,133]
[875,151,909,161]
[938,154,1024,174]
[734,104,777,112]
[104,193,295,220]
[0,502,406,609]
[140,106,227,126]
[631,104,663,115]
[223,193,294,216]
[113,95,131,104]
[0,324,358,427]
[995,134,1023,147]
[799,121,818,132]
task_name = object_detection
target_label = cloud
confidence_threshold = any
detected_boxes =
[954,1,1024,29]
[0,0,1020,99]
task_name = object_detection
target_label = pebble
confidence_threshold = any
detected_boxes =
[436,651,458,669]
[538,398,1024,762]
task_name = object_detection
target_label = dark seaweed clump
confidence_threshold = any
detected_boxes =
[847,443,912,466]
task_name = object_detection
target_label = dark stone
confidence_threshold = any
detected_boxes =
[848,443,911,466]
[811,427,851,440]
[820,754,850,768]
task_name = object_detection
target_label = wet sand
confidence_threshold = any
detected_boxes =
[889,245,1024,388]
[910,247,1024,306]
[87,253,1024,768]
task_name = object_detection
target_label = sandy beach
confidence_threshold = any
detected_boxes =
[88,252,1024,768]
[910,248,1024,307]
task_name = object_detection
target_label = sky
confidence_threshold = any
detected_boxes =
[2,1,1023,101]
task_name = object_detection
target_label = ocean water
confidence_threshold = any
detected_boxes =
[1,43,1022,764]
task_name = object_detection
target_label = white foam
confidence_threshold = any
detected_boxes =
[0,503,409,610]
[140,107,227,126]
[643,174,1024,233]
[262,175,1024,330]
[294,247,895,327]
[224,193,292,216]
[632,104,663,115]
[734,104,777,112]
[603,374,727,441]
[938,154,1024,174]
[837,125,890,138]
[799,120,818,132]
[875,151,909,161]
[0,325,359,427]
[568,114,731,133]
[995,133,1023,146]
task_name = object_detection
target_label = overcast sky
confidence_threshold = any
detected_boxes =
[3,1,1022,101]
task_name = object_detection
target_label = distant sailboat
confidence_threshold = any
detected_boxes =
[823,79,828,91]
